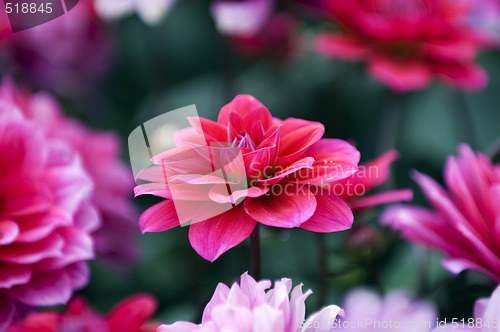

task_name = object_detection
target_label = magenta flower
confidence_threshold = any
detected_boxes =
[0,104,97,329]
[0,79,139,267]
[382,144,500,281]
[433,284,500,332]
[334,288,436,331]
[158,272,344,332]
[136,94,362,261]
[8,294,159,332]
[315,0,493,91]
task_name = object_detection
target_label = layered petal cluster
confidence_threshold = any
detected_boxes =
[137,95,362,261]
[433,284,500,332]
[0,105,97,329]
[0,79,139,267]
[382,144,500,281]
[8,294,158,332]
[159,272,343,332]
[95,0,177,25]
[334,288,437,331]
[315,0,493,91]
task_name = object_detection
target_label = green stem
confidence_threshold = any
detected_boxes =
[250,224,261,280]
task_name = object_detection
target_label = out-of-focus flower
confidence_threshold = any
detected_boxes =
[336,288,436,331]
[334,150,413,210]
[382,144,500,281]
[231,13,298,59]
[315,0,493,91]
[159,272,344,332]
[136,94,362,262]
[469,0,500,44]
[0,101,97,329]
[433,284,500,332]
[95,0,176,25]
[0,79,139,268]
[8,294,159,332]
[8,0,111,97]
[211,0,274,37]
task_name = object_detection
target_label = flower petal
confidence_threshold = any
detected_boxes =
[139,200,180,234]
[244,187,317,228]
[300,194,353,232]
[188,205,257,262]
[107,294,158,332]
[315,33,369,60]
[368,56,431,92]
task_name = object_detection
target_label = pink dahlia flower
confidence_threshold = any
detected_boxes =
[136,94,363,261]
[332,288,436,331]
[159,272,343,332]
[0,105,98,329]
[382,144,500,281]
[0,79,139,267]
[433,284,500,332]
[8,294,159,332]
[315,0,493,91]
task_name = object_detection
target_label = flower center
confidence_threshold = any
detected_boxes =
[232,131,257,151]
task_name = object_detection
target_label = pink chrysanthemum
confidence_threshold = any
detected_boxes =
[8,294,159,332]
[159,272,343,332]
[0,105,98,329]
[315,0,494,91]
[0,79,139,267]
[382,144,500,281]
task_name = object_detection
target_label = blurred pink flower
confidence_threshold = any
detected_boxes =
[95,0,177,25]
[315,0,493,91]
[159,272,343,332]
[0,79,139,268]
[8,294,159,332]
[136,94,362,261]
[211,0,274,37]
[433,284,500,332]
[468,0,500,44]
[382,144,500,281]
[0,104,97,329]
[231,13,298,59]
[6,0,111,97]
[337,288,437,331]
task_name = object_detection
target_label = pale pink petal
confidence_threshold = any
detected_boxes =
[188,205,257,262]
[244,188,317,228]
[299,194,353,232]
[139,200,180,234]
[301,305,344,332]
[158,322,201,332]
[209,186,269,204]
